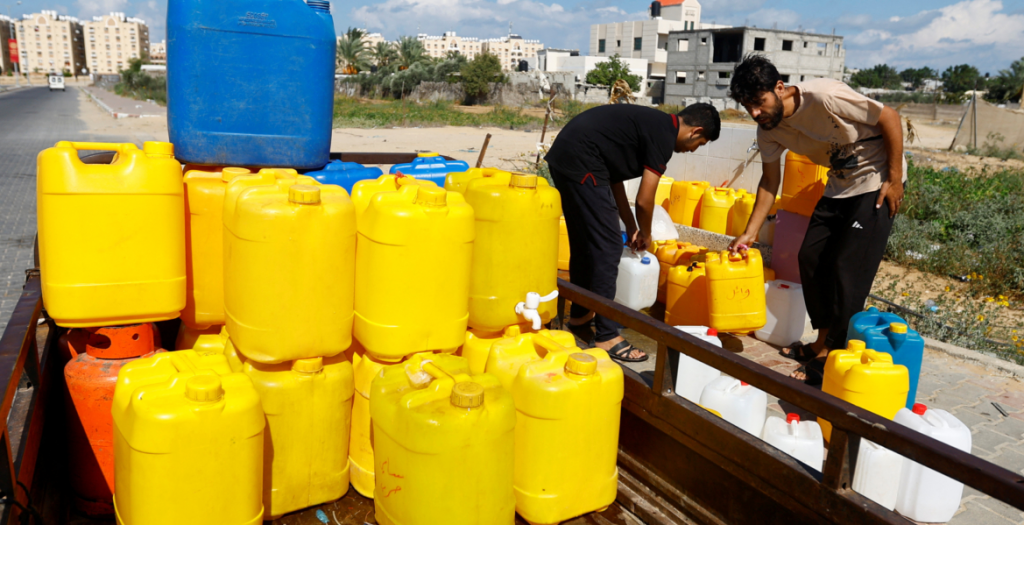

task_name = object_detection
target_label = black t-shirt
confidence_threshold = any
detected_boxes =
[545,104,679,186]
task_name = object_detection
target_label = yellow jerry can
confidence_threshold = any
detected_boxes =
[698,187,736,235]
[665,262,709,327]
[729,189,755,237]
[37,141,185,328]
[446,167,508,193]
[355,183,474,361]
[191,326,246,372]
[705,249,767,333]
[112,350,264,524]
[224,179,356,363]
[558,216,571,271]
[350,174,432,220]
[512,346,623,524]
[371,353,515,524]
[464,173,561,333]
[655,176,675,209]
[243,355,354,519]
[818,340,910,441]
[668,180,710,227]
[175,323,221,352]
[651,241,707,304]
[781,151,828,218]
[482,329,581,389]
[346,344,403,499]
[462,325,529,376]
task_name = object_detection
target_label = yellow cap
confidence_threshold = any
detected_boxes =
[503,325,521,338]
[565,352,597,376]
[289,184,321,204]
[848,340,866,352]
[890,322,908,334]
[415,186,447,207]
[510,173,537,189]
[221,167,251,182]
[292,358,324,373]
[143,141,174,158]
[185,374,223,403]
[417,152,440,157]
[450,381,484,408]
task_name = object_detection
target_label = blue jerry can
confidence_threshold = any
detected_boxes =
[168,0,336,169]
[848,307,925,409]
[304,161,384,194]
[388,153,469,186]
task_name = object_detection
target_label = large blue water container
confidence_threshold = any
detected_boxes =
[388,153,469,186]
[848,306,925,409]
[167,0,336,169]
[304,160,383,193]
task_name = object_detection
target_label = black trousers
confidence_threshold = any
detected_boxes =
[798,190,896,350]
[550,168,623,342]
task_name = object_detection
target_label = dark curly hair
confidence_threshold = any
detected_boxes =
[677,102,721,141]
[728,54,781,106]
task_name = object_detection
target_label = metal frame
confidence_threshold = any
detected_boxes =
[557,278,1024,524]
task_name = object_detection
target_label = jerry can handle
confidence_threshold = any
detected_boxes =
[56,141,138,153]
[401,360,461,409]
[532,332,570,356]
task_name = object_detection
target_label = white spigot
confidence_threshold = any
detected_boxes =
[515,289,559,330]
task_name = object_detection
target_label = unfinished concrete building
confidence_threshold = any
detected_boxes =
[664,27,845,109]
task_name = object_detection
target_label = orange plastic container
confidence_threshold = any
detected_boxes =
[650,241,707,304]
[665,262,709,327]
[699,187,735,235]
[729,189,755,237]
[64,323,163,516]
[668,180,710,226]
[182,166,252,329]
[781,151,828,218]
[558,216,570,271]
[704,249,767,333]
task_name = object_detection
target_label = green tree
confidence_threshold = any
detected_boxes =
[585,54,642,92]
[396,36,429,70]
[337,32,370,73]
[371,41,398,71]
[985,57,1024,102]
[460,52,505,102]
[941,64,983,95]
[900,66,937,89]
[849,64,902,89]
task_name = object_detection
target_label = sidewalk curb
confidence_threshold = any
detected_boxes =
[80,86,164,119]
[923,336,1024,380]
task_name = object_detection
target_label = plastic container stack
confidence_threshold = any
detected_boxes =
[818,340,910,442]
[848,307,925,409]
[389,152,470,185]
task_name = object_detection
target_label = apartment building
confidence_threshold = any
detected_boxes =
[13,11,87,75]
[482,34,543,72]
[590,0,705,79]
[84,12,149,74]
[1,15,14,74]
[664,27,845,109]
[418,32,483,60]
[149,40,165,64]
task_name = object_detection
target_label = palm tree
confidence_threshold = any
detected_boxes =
[343,27,365,43]
[395,36,428,71]
[337,36,369,74]
[372,42,398,71]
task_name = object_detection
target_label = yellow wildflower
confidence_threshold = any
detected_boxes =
[977,315,986,322]
[986,297,995,302]
[944,286,951,292]
[902,292,909,297]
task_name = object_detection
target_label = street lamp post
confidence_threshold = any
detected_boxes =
[5,1,21,87]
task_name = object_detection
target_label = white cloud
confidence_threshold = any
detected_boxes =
[746,8,802,30]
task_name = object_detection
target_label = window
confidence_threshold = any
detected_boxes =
[697,70,705,80]
[700,36,708,45]
[616,39,621,47]
[718,71,731,79]
[782,40,793,51]
[634,37,642,50]
[754,37,765,51]
[598,39,605,53]
[800,75,805,82]
[676,71,687,84]
[677,39,689,51]
[803,42,808,48]
[780,74,790,83]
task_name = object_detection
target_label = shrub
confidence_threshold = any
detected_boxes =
[114,58,166,105]
[460,52,505,103]
[585,55,642,92]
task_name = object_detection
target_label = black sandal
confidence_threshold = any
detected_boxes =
[606,340,649,363]
[781,342,817,362]
[566,321,595,347]
[791,357,826,386]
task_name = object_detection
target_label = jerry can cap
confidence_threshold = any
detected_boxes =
[292,358,324,373]
[289,184,321,204]
[847,340,866,352]
[510,173,537,188]
[641,256,651,265]
[450,381,485,408]
[416,186,447,207]
[706,328,718,336]
[503,325,522,338]
[565,352,598,376]
[185,374,224,403]
[912,403,928,415]
[786,413,800,424]
[143,141,174,157]
[890,322,908,334]
[222,167,251,182]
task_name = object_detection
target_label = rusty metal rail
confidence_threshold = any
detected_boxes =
[557,277,1024,523]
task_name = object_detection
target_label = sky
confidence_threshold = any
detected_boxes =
[4,0,1024,73]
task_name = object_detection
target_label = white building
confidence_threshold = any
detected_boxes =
[590,0,706,79]
[417,31,483,60]
[536,48,647,84]
[84,12,149,74]
[482,34,543,72]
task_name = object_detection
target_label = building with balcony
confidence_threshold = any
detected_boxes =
[418,31,483,60]
[482,34,543,72]
[13,11,86,75]
[84,12,149,74]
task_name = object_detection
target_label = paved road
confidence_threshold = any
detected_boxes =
[0,86,129,333]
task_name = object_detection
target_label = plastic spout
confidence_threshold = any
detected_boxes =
[515,289,559,330]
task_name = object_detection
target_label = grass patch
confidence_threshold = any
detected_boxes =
[333,97,595,130]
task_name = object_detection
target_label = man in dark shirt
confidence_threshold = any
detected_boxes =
[546,103,720,362]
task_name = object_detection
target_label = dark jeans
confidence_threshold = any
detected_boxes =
[798,190,897,350]
[550,168,623,342]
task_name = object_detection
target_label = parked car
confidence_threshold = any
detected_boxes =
[49,75,66,92]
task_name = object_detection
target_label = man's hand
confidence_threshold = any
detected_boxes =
[728,232,757,254]
[630,229,652,253]
[876,179,904,218]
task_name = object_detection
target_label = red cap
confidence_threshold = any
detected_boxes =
[707,328,719,336]
[786,413,800,424]
[780,284,790,289]
[912,403,927,415]
[740,381,749,386]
